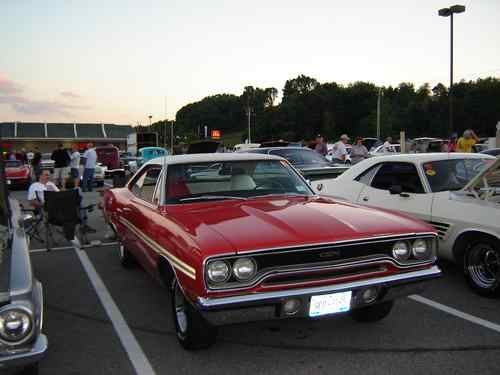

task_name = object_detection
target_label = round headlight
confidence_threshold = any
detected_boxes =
[0,308,33,343]
[412,239,430,259]
[392,241,410,261]
[207,261,230,284]
[232,258,257,281]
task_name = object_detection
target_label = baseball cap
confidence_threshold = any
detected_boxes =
[340,134,350,140]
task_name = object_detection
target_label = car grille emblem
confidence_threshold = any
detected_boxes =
[319,250,341,259]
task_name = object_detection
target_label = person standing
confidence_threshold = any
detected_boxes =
[314,134,328,156]
[51,144,71,187]
[350,137,369,164]
[447,133,458,152]
[457,129,479,153]
[332,134,350,163]
[81,143,97,192]
[383,137,395,152]
[32,147,42,180]
[69,144,81,186]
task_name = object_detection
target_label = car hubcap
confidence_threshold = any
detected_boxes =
[468,245,500,289]
[174,285,188,334]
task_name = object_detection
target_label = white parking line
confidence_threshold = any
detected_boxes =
[30,241,119,254]
[409,294,500,334]
[74,248,157,375]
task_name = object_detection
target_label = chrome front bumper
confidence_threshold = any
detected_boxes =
[0,334,48,370]
[196,266,441,325]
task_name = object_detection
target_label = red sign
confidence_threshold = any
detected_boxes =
[211,130,221,140]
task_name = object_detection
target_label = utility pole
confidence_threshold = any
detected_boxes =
[376,88,383,139]
[170,121,174,154]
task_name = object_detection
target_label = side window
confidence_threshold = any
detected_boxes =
[355,164,381,185]
[371,162,425,194]
[130,166,162,203]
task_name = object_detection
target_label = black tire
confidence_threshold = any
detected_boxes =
[350,300,394,323]
[171,279,216,350]
[18,363,39,375]
[464,237,500,297]
[118,243,137,268]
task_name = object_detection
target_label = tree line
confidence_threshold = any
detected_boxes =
[149,75,500,145]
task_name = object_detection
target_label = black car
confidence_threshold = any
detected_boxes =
[0,158,47,374]
[480,148,500,157]
[240,147,348,181]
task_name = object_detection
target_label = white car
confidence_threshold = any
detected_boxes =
[314,153,500,297]
[369,144,401,157]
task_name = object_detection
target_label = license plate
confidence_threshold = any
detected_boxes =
[309,291,352,317]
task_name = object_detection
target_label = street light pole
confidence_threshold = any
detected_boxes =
[148,115,153,131]
[438,4,465,135]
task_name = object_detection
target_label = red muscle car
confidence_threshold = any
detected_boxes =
[103,153,441,349]
[5,160,31,189]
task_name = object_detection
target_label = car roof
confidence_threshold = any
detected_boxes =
[244,146,312,152]
[367,152,492,162]
[147,152,283,166]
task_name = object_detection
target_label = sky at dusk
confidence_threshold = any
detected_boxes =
[1,0,499,125]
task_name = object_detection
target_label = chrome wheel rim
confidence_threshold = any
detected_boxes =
[468,245,499,289]
[174,284,188,334]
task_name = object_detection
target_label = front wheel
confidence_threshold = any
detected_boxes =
[171,279,216,350]
[350,300,394,322]
[464,238,500,297]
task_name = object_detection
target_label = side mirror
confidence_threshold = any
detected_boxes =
[306,179,311,186]
[389,185,403,195]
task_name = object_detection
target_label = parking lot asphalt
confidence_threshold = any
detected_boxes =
[10,188,500,375]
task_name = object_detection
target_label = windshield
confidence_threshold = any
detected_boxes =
[424,159,491,192]
[269,149,329,166]
[42,153,51,160]
[5,160,22,168]
[165,160,313,203]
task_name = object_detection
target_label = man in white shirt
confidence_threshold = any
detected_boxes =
[81,143,97,192]
[383,137,395,152]
[27,170,59,208]
[332,134,350,164]
[69,144,81,184]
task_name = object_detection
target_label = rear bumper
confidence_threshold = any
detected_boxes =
[0,334,48,370]
[196,266,441,325]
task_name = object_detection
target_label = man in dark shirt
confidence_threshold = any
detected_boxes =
[32,147,42,180]
[51,144,71,187]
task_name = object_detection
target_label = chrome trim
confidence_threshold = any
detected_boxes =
[235,232,437,256]
[197,266,441,309]
[0,334,47,369]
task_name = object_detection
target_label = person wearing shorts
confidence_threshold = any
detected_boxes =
[51,143,71,188]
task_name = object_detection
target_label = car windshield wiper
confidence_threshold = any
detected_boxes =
[179,195,247,202]
[252,192,308,198]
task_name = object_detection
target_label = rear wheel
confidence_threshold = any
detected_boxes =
[171,279,216,350]
[118,243,137,268]
[464,238,500,297]
[350,300,394,322]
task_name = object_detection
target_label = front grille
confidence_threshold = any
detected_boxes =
[262,264,387,287]
[206,234,437,291]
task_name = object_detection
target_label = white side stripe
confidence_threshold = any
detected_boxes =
[118,217,196,279]
[409,294,500,334]
[75,249,157,375]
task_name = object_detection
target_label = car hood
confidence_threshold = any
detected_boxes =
[167,196,433,255]
[462,157,500,193]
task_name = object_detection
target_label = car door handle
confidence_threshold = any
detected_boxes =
[399,193,410,198]
[122,207,132,212]
[362,196,369,202]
